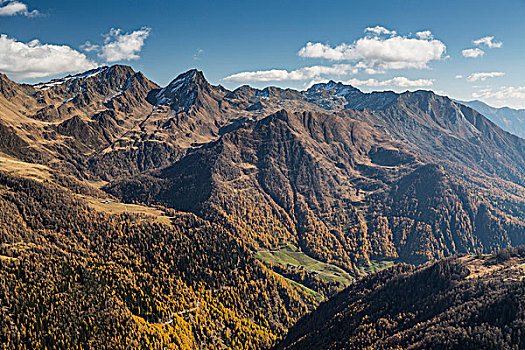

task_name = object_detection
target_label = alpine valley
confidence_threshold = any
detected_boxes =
[2,65,525,349]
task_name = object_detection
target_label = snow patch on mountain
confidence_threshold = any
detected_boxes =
[34,66,107,90]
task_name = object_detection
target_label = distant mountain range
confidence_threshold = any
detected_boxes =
[458,99,525,138]
[2,65,525,348]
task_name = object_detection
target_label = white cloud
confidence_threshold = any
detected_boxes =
[80,41,99,52]
[461,36,501,61]
[193,48,204,61]
[416,31,433,40]
[298,42,349,61]
[224,27,443,88]
[473,86,525,100]
[473,36,502,48]
[455,74,463,79]
[343,76,434,88]
[355,62,384,74]
[462,48,484,58]
[0,1,38,17]
[467,72,505,82]
[224,64,358,82]
[365,26,397,36]
[85,27,151,63]
[0,34,98,79]
[298,27,446,71]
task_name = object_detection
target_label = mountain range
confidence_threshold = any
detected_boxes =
[2,65,525,348]
[459,99,525,138]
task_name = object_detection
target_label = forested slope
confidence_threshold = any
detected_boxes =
[0,171,314,349]
[276,247,525,350]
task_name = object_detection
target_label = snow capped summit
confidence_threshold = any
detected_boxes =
[305,80,361,110]
[153,69,227,112]
[166,69,203,89]
[167,69,208,89]
[155,69,205,104]
[34,66,109,90]
[308,80,358,94]
[33,65,138,92]
[304,80,398,111]
[307,80,359,94]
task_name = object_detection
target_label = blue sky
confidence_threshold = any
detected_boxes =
[1,0,525,108]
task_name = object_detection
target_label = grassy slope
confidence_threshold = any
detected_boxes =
[256,244,397,296]
[256,244,354,288]
[357,259,395,274]
[0,154,173,224]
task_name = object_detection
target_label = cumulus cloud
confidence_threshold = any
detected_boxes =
[297,27,446,71]
[224,26,440,87]
[0,34,98,79]
[99,27,151,62]
[365,26,397,36]
[462,48,484,58]
[224,64,358,82]
[473,36,502,48]
[473,86,525,100]
[0,1,38,17]
[298,42,348,61]
[455,74,463,79]
[467,72,505,82]
[344,76,434,88]
[462,36,501,60]
[83,27,151,63]
[416,31,433,40]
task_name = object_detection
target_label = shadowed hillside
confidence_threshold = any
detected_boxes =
[276,246,525,350]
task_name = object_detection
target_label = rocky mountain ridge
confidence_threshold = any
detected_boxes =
[1,65,525,273]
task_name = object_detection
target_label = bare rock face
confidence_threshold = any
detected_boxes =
[0,73,20,99]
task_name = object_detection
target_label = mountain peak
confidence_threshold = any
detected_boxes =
[166,69,208,90]
[154,69,219,109]
[0,73,19,98]
[0,72,15,88]
[307,80,360,94]
[66,65,139,84]
[103,64,137,78]
[304,80,365,110]
[0,73,13,83]
[33,65,138,91]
